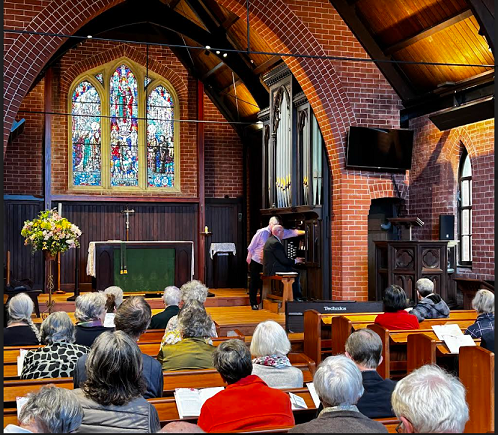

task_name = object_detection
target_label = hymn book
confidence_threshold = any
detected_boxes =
[17,349,29,377]
[432,324,476,354]
[306,382,321,408]
[174,387,224,419]
[289,392,308,410]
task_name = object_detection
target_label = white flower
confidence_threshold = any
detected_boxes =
[66,239,74,245]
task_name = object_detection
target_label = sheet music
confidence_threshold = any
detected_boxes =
[432,324,475,354]
[17,349,29,377]
[289,392,308,410]
[306,382,321,408]
[174,387,224,419]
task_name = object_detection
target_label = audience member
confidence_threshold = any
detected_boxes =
[160,422,205,433]
[4,385,83,433]
[374,285,419,330]
[103,286,124,309]
[250,320,303,388]
[73,331,161,433]
[161,280,217,346]
[158,301,215,370]
[102,286,124,328]
[73,296,163,398]
[481,329,495,352]
[4,293,40,346]
[391,364,469,433]
[465,289,494,339]
[197,339,294,432]
[74,292,113,347]
[289,355,387,433]
[345,329,396,418]
[150,286,181,329]
[409,278,449,322]
[21,312,89,379]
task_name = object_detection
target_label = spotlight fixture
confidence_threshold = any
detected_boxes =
[216,50,221,55]
[205,45,211,49]
[87,35,93,38]
[223,53,227,58]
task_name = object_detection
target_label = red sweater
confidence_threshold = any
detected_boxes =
[374,310,420,330]
[197,375,295,432]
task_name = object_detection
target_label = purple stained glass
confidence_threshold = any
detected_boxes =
[147,85,175,188]
[71,81,101,186]
[110,64,139,187]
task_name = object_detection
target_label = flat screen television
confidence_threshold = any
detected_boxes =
[346,126,414,172]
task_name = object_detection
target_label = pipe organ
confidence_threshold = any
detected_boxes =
[257,64,331,300]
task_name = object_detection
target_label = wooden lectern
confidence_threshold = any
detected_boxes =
[388,217,424,241]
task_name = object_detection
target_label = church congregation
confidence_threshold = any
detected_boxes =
[3,0,494,433]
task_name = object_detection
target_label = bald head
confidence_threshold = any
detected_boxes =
[272,225,284,239]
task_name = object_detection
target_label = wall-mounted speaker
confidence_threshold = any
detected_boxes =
[439,214,455,240]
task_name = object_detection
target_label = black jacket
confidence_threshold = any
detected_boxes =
[149,305,179,330]
[263,235,295,276]
[73,352,164,399]
[74,325,114,348]
[357,370,396,418]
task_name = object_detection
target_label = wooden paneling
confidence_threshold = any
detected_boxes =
[55,202,199,288]
[4,201,44,289]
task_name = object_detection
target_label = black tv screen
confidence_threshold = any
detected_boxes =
[346,126,414,172]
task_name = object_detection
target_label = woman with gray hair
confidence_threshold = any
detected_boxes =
[289,355,387,433]
[73,330,160,433]
[4,292,40,346]
[74,292,114,347]
[157,300,215,370]
[21,311,89,379]
[250,320,303,388]
[102,286,124,328]
[4,385,83,433]
[465,289,494,339]
[149,285,181,329]
[160,280,217,346]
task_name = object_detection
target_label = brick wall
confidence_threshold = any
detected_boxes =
[408,117,495,280]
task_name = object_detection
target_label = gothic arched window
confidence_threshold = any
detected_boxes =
[69,58,180,192]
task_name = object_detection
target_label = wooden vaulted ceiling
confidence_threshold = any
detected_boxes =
[32,0,494,128]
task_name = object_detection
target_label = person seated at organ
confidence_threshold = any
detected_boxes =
[149,285,181,329]
[161,280,217,346]
[74,292,114,347]
[250,320,303,388]
[465,289,494,339]
[73,296,163,399]
[374,285,419,330]
[408,278,449,322]
[73,331,161,433]
[4,385,84,433]
[4,292,40,346]
[21,311,89,379]
[158,301,216,370]
[345,329,396,418]
[197,339,294,432]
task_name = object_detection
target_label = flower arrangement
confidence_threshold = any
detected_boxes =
[21,209,82,256]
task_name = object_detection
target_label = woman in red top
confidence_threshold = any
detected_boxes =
[375,285,419,330]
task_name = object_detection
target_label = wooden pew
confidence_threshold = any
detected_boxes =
[138,328,166,342]
[374,418,400,434]
[459,346,494,433]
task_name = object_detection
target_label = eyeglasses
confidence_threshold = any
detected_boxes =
[395,421,404,433]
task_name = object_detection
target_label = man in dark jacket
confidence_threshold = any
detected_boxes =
[409,278,450,322]
[262,225,304,300]
[345,329,396,419]
[149,286,181,329]
[73,296,163,399]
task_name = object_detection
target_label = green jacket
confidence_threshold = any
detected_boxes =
[158,337,215,371]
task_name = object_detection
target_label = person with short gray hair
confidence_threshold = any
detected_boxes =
[409,278,450,322]
[250,320,303,388]
[74,292,113,347]
[4,292,40,346]
[103,286,124,309]
[391,364,469,433]
[465,289,494,338]
[149,286,181,329]
[21,311,89,379]
[158,301,215,371]
[289,355,387,433]
[345,329,396,418]
[4,385,83,433]
[197,339,295,432]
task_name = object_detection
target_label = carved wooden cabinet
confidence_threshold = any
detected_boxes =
[374,240,448,302]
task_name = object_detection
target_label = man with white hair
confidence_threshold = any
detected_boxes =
[408,278,449,322]
[247,216,304,310]
[289,355,387,433]
[150,286,181,329]
[391,365,469,433]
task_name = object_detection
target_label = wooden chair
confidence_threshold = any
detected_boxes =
[260,274,295,314]
[460,346,494,433]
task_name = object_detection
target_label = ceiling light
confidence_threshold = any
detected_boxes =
[223,53,227,58]
[205,45,211,50]
[216,50,221,55]
[87,35,93,39]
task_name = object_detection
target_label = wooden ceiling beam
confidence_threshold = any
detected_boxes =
[467,0,494,53]
[201,61,226,80]
[384,9,473,55]
[253,55,282,75]
[169,0,182,9]
[220,78,242,95]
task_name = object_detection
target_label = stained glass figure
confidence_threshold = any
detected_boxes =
[110,64,139,187]
[146,85,175,187]
[71,80,102,186]
[145,77,152,87]
[95,73,104,85]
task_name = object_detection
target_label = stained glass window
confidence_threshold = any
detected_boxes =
[145,77,152,87]
[147,85,175,187]
[95,73,103,85]
[110,64,139,187]
[71,81,102,186]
